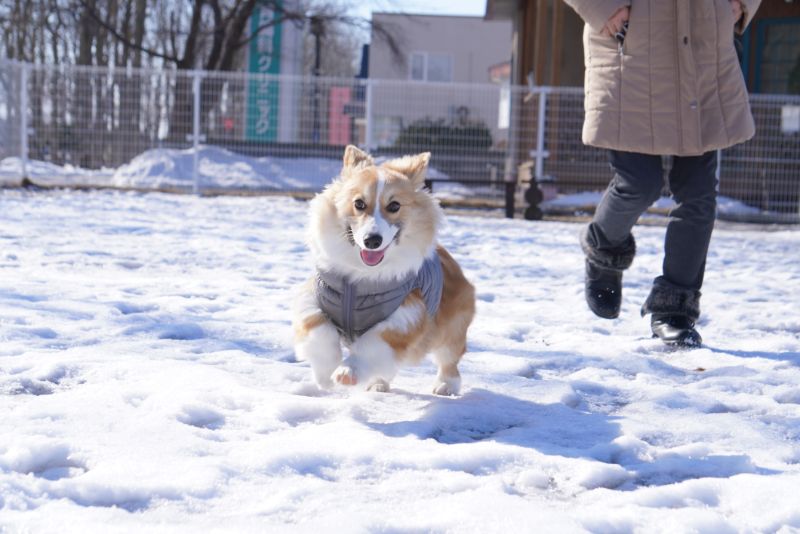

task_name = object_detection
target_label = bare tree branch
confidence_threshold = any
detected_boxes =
[76,0,180,62]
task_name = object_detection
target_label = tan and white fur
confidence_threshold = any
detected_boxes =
[292,145,475,395]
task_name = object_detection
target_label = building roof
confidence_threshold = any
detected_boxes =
[484,0,518,20]
[372,12,494,20]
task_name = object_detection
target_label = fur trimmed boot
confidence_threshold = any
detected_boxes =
[581,227,636,319]
[642,278,702,347]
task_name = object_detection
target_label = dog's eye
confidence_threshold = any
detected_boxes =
[354,199,366,211]
[386,201,401,213]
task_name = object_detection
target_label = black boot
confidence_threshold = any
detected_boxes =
[651,314,702,347]
[585,260,623,319]
[581,228,636,320]
[642,278,703,348]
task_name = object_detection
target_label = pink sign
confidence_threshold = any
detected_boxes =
[329,87,352,145]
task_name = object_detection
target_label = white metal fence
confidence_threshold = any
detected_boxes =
[1,60,799,223]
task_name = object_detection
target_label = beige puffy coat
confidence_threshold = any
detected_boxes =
[563,0,761,156]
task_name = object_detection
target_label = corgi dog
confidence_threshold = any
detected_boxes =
[292,145,475,395]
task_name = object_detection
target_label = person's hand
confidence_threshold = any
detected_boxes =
[730,0,743,25]
[602,6,630,38]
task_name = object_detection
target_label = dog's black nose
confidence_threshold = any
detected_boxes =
[364,234,383,250]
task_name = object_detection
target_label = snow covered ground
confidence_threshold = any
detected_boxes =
[0,146,448,192]
[1,189,799,532]
[0,148,770,220]
[540,192,764,219]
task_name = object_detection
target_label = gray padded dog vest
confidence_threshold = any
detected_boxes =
[315,254,443,342]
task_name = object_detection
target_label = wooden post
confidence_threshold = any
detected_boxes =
[534,0,548,85]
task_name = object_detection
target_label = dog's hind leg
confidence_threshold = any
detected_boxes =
[431,247,474,396]
[431,343,464,396]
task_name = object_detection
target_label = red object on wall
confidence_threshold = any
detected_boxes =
[328,87,352,145]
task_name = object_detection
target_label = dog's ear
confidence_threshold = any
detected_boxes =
[382,152,431,189]
[343,145,374,169]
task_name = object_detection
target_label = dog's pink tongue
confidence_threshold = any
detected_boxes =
[360,249,385,266]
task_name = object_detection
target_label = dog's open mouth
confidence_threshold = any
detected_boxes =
[360,248,385,266]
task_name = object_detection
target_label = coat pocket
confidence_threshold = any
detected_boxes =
[586,26,622,67]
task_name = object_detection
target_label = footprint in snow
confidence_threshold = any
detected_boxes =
[112,302,157,315]
[2,442,87,481]
[516,364,541,379]
[123,392,148,407]
[21,327,58,339]
[115,260,144,270]
[275,402,329,426]
[774,390,800,405]
[2,365,82,396]
[2,378,54,396]
[177,405,226,430]
[158,323,206,341]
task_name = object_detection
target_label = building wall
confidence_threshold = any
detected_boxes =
[744,2,800,94]
[369,14,512,83]
[367,14,512,149]
[514,0,584,87]
[515,0,800,94]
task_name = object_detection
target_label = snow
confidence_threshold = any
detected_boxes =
[1,147,449,192]
[0,148,775,218]
[1,189,799,532]
[111,146,344,191]
[0,157,113,187]
[541,191,764,218]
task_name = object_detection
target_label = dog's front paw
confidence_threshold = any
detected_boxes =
[432,380,459,397]
[332,365,358,386]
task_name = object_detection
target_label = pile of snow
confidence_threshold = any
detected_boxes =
[541,191,603,208]
[0,157,113,187]
[111,146,344,191]
[0,148,781,220]
[541,191,764,218]
[1,189,799,531]
[1,146,451,192]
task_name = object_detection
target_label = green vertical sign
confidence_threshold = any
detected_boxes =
[247,2,282,141]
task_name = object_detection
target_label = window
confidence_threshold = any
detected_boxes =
[408,52,454,82]
[427,54,453,82]
[410,53,425,81]
[374,116,403,146]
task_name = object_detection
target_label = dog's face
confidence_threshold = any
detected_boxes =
[308,145,442,280]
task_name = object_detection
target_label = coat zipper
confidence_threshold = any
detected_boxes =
[342,278,354,340]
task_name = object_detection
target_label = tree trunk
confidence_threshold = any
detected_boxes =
[77,0,96,167]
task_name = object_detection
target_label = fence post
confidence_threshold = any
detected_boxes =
[20,62,29,181]
[365,78,374,150]
[534,88,549,181]
[504,83,518,219]
[191,70,202,195]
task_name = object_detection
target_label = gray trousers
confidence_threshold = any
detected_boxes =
[586,150,718,292]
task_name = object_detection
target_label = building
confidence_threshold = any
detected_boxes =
[741,1,800,94]
[485,0,800,94]
[367,13,512,149]
[485,0,800,216]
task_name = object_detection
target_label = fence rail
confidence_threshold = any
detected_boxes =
[1,60,798,223]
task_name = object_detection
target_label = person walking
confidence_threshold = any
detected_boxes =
[562,0,761,346]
